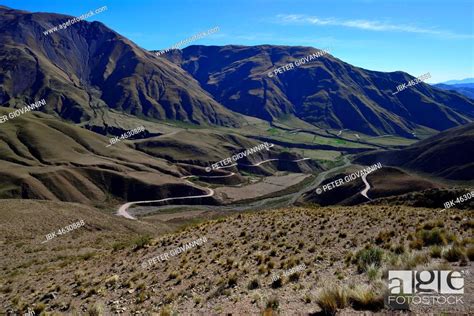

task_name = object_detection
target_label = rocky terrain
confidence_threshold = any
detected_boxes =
[1,200,472,315]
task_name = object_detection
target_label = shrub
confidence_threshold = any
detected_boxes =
[33,303,46,315]
[248,278,260,290]
[227,274,237,287]
[348,286,384,311]
[159,305,173,316]
[168,271,179,280]
[461,220,474,230]
[289,272,300,283]
[163,292,176,304]
[422,220,444,230]
[87,303,104,316]
[403,252,430,269]
[375,230,394,245]
[391,244,405,255]
[133,235,152,251]
[409,238,423,250]
[112,241,127,251]
[104,275,119,288]
[430,246,442,258]
[355,246,384,272]
[366,264,380,282]
[467,246,474,261]
[79,252,96,261]
[271,278,282,289]
[266,296,279,310]
[418,228,447,246]
[316,286,348,315]
[443,246,466,262]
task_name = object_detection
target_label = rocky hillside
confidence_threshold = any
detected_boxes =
[0,6,242,132]
[1,201,472,314]
[0,108,206,205]
[354,123,474,180]
[167,45,474,137]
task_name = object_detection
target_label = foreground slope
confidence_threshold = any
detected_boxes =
[354,123,474,180]
[166,45,474,136]
[1,201,472,314]
[0,6,242,131]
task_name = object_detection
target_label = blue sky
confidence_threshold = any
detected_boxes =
[3,0,473,82]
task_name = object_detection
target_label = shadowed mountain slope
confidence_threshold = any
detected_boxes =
[434,83,474,100]
[166,45,474,137]
[0,6,242,132]
[0,108,210,205]
[353,123,474,180]
[297,166,441,206]
[0,108,314,205]
[133,129,321,179]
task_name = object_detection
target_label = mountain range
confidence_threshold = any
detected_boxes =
[0,5,473,139]
[1,4,473,316]
[0,5,242,133]
[433,83,474,100]
[165,45,474,136]
[441,78,474,85]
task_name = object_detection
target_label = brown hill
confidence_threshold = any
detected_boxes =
[0,108,209,206]
[0,6,242,132]
[368,187,474,209]
[298,166,442,206]
[133,129,320,175]
[0,108,315,206]
[353,122,474,180]
[166,45,474,137]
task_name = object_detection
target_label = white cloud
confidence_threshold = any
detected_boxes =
[275,14,473,39]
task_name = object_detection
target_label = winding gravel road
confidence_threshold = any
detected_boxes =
[116,157,337,220]
[360,173,372,200]
[116,181,214,219]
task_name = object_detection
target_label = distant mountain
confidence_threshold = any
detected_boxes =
[0,6,242,132]
[165,45,474,137]
[353,123,474,180]
[441,78,474,85]
[433,83,474,100]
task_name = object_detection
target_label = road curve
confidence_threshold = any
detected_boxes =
[116,157,311,219]
[360,173,372,200]
[219,157,311,168]
[116,185,215,219]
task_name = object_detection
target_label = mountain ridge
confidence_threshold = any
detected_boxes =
[165,44,474,136]
[0,6,243,132]
[353,122,474,180]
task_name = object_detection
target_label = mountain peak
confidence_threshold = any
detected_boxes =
[0,7,243,130]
